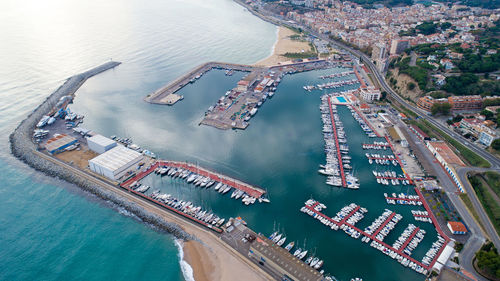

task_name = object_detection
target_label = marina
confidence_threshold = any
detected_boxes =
[68,63,448,280]
[319,95,351,188]
[122,161,267,201]
[144,62,256,105]
[300,199,449,275]
[362,142,391,150]
[200,60,338,130]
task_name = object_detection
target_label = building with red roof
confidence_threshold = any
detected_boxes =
[447,221,468,235]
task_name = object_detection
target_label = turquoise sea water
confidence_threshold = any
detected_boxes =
[0,0,275,280]
[0,0,438,279]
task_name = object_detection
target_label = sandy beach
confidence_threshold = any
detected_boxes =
[127,197,271,281]
[254,26,313,67]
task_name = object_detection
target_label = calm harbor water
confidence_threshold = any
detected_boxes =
[72,64,437,280]
[0,0,437,280]
[0,0,275,280]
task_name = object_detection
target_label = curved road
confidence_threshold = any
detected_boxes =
[237,3,498,278]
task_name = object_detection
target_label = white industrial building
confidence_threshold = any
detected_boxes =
[89,146,143,181]
[87,134,117,154]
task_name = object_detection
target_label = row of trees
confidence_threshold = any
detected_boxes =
[431,102,451,115]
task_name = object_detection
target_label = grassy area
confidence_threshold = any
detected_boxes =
[421,119,491,168]
[485,171,500,196]
[394,100,490,167]
[391,102,418,118]
[460,193,488,234]
[469,175,500,236]
[408,119,437,139]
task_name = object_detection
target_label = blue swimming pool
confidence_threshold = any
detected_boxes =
[336,96,347,103]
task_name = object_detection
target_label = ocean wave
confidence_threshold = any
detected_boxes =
[175,239,195,281]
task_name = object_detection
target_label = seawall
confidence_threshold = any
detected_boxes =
[9,61,195,241]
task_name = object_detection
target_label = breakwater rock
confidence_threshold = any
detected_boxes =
[10,61,195,241]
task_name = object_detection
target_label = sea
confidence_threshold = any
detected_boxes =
[0,0,434,280]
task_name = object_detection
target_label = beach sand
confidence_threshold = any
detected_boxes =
[133,200,271,281]
[254,26,312,67]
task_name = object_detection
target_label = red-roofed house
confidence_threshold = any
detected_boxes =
[447,221,468,235]
[360,103,371,113]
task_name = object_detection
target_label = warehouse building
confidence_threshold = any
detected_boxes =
[89,146,143,181]
[45,134,78,154]
[87,134,117,154]
[426,141,465,192]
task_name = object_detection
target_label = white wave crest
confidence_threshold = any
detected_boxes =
[175,239,195,281]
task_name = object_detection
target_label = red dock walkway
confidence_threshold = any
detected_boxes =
[398,227,420,255]
[384,196,421,202]
[327,96,347,187]
[414,187,451,269]
[413,214,430,218]
[372,212,396,238]
[303,202,430,271]
[366,156,397,161]
[121,160,266,198]
[384,135,412,184]
[118,165,223,233]
[349,105,381,137]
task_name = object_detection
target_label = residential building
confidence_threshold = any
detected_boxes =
[360,87,381,102]
[448,95,483,111]
[479,131,496,146]
[417,95,483,112]
[417,96,448,112]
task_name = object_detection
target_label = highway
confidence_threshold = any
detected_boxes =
[239,5,500,279]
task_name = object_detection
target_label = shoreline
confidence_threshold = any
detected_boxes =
[253,26,313,67]
[9,63,272,281]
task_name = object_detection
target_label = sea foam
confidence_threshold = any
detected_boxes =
[175,239,195,281]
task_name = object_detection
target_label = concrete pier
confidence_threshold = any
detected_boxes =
[144,62,258,105]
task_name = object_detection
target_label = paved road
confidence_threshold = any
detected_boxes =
[35,151,275,281]
[457,167,500,248]
[246,3,500,169]
[400,121,487,280]
[318,37,500,169]
[237,4,498,278]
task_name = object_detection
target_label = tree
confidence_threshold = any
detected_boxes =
[416,22,438,35]
[481,109,494,120]
[431,102,451,115]
[442,73,480,95]
[492,139,500,151]
[408,82,416,90]
[441,22,452,30]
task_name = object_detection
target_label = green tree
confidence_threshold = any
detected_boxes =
[431,103,451,115]
[492,139,500,151]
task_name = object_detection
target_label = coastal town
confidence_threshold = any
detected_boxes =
[6,0,500,281]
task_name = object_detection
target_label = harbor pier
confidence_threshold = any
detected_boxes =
[122,160,266,199]
[144,62,258,105]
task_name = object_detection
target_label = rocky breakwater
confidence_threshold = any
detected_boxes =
[9,61,195,241]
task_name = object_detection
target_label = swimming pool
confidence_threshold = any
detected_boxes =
[336,96,347,103]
